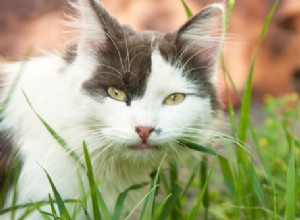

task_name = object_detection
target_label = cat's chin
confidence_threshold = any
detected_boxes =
[129,143,159,151]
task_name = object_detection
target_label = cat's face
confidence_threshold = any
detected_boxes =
[70,0,224,163]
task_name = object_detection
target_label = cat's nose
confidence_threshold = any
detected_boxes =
[135,126,154,143]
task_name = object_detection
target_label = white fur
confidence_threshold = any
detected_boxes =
[1,48,216,219]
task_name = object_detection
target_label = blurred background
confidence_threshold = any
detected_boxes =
[0,0,300,109]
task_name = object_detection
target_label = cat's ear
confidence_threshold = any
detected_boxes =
[176,3,225,79]
[74,0,125,53]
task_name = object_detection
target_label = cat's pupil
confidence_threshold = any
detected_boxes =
[114,89,119,96]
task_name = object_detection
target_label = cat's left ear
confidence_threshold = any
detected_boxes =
[75,0,127,54]
[176,3,225,80]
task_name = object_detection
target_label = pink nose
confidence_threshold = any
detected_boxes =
[135,126,154,143]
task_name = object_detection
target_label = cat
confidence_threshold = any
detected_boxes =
[0,0,225,219]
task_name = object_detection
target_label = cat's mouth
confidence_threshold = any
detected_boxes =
[129,142,159,150]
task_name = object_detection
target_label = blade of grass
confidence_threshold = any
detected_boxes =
[225,0,235,31]
[218,156,236,195]
[180,164,199,197]
[284,103,300,219]
[41,166,71,220]
[170,164,182,219]
[237,0,278,163]
[221,54,238,137]
[157,186,182,220]
[180,0,193,18]
[112,182,149,220]
[124,186,158,220]
[76,170,89,219]
[285,150,296,220]
[158,172,170,195]
[272,177,278,220]
[234,3,278,215]
[17,203,44,220]
[140,154,167,220]
[36,210,56,220]
[22,90,84,169]
[0,200,78,215]
[71,200,82,220]
[248,164,265,207]
[48,194,58,220]
[152,193,172,220]
[187,159,217,220]
[182,142,219,156]
[10,160,21,220]
[221,0,237,137]
[83,142,109,220]
[157,164,182,220]
[200,156,209,220]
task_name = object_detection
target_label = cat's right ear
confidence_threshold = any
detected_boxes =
[73,0,123,54]
[175,3,225,81]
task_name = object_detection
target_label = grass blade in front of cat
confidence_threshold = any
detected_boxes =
[140,154,166,220]
[218,156,236,195]
[76,170,90,219]
[152,193,172,219]
[200,157,209,220]
[284,103,300,219]
[285,147,296,220]
[48,194,59,220]
[112,182,148,220]
[187,159,217,220]
[170,164,183,218]
[124,187,158,220]
[9,160,21,220]
[157,164,182,220]
[83,141,110,220]
[22,90,84,169]
[41,166,71,220]
[35,206,52,220]
[180,164,199,197]
[0,200,79,217]
[182,142,219,156]
[17,202,45,220]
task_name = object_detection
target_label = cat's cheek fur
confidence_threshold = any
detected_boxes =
[159,97,212,132]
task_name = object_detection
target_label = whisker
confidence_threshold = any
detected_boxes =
[122,26,130,73]
[99,64,123,76]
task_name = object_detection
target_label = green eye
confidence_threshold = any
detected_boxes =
[107,87,127,102]
[163,93,186,105]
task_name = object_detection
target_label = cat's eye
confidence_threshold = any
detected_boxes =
[163,93,186,105]
[107,87,127,102]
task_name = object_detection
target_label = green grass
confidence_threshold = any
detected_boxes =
[1,0,300,219]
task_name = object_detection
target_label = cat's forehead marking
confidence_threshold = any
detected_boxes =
[82,31,218,110]
[82,32,173,100]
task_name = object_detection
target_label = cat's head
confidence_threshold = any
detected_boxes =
[69,0,225,165]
